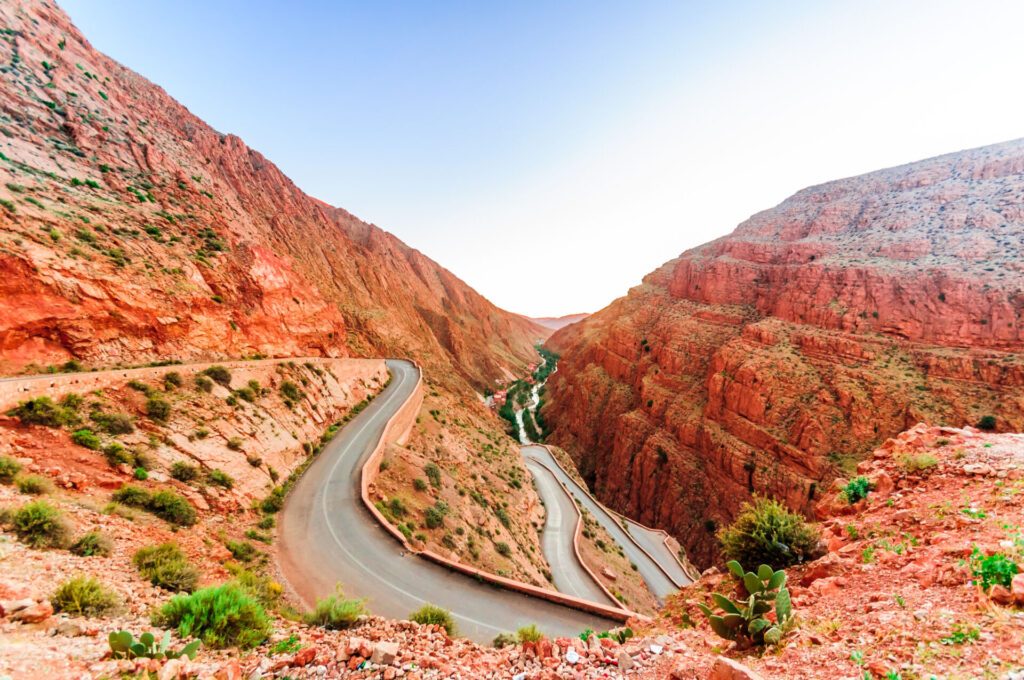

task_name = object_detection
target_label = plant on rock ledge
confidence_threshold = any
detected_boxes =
[698,560,793,647]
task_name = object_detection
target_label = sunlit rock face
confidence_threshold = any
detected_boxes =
[0,0,543,389]
[544,139,1024,567]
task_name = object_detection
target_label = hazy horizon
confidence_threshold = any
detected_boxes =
[61,0,1024,317]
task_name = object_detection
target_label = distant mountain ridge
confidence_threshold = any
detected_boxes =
[530,313,590,332]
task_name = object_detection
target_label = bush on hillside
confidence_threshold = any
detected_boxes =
[91,411,135,435]
[304,587,366,630]
[6,397,78,428]
[516,624,543,643]
[148,489,196,526]
[718,496,820,570]
[51,576,120,617]
[226,563,283,609]
[409,603,456,636]
[201,366,232,387]
[111,485,196,526]
[16,474,53,495]
[145,396,171,423]
[841,477,871,504]
[70,531,113,557]
[207,469,234,489]
[133,543,199,592]
[112,484,151,507]
[226,540,256,562]
[71,428,101,450]
[170,461,199,482]
[0,455,23,483]
[103,442,134,467]
[13,500,72,549]
[153,583,270,649]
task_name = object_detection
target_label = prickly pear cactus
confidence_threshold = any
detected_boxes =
[697,560,794,647]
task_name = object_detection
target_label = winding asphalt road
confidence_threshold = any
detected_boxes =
[524,458,617,606]
[279,359,620,643]
[622,518,693,586]
[521,444,683,601]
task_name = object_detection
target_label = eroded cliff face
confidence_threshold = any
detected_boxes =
[544,139,1024,567]
[0,1,542,390]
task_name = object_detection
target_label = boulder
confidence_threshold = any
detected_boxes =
[1011,572,1024,605]
[11,600,54,623]
[370,641,399,665]
[707,656,767,680]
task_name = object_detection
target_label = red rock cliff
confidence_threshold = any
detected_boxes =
[544,139,1024,567]
[0,1,543,390]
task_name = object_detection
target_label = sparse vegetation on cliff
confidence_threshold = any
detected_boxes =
[718,496,819,570]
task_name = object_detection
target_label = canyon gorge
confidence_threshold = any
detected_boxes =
[1,1,1023,678]
[543,138,1024,567]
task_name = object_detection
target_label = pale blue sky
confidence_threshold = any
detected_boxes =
[61,1,1024,316]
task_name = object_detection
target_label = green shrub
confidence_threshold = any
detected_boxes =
[146,397,171,423]
[133,543,199,592]
[899,453,938,473]
[235,386,257,403]
[128,380,151,394]
[16,474,53,495]
[112,484,151,507]
[698,560,793,646]
[260,486,285,514]
[413,478,427,492]
[841,477,872,504]
[492,633,517,648]
[257,516,275,530]
[92,411,134,435]
[70,531,113,557]
[280,381,303,402]
[718,496,820,570]
[103,442,134,467]
[516,624,543,643]
[6,397,78,428]
[424,505,445,529]
[388,497,406,517]
[113,486,196,526]
[163,372,183,389]
[425,463,442,488]
[226,563,283,609]
[153,583,270,649]
[495,541,512,557]
[148,490,196,526]
[71,428,102,450]
[0,455,22,483]
[410,603,456,636]
[208,469,234,489]
[976,415,997,431]
[969,547,1019,590]
[170,461,198,482]
[226,540,256,562]
[13,500,71,548]
[194,375,214,393]
[304,587,366,629]
[201,366,232,387]
[134,467,149,480]
[52,576,120,617]
[226,437,243,451]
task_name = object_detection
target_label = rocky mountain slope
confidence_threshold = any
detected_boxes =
[544,139,1024,567]
[0,0,543,390]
